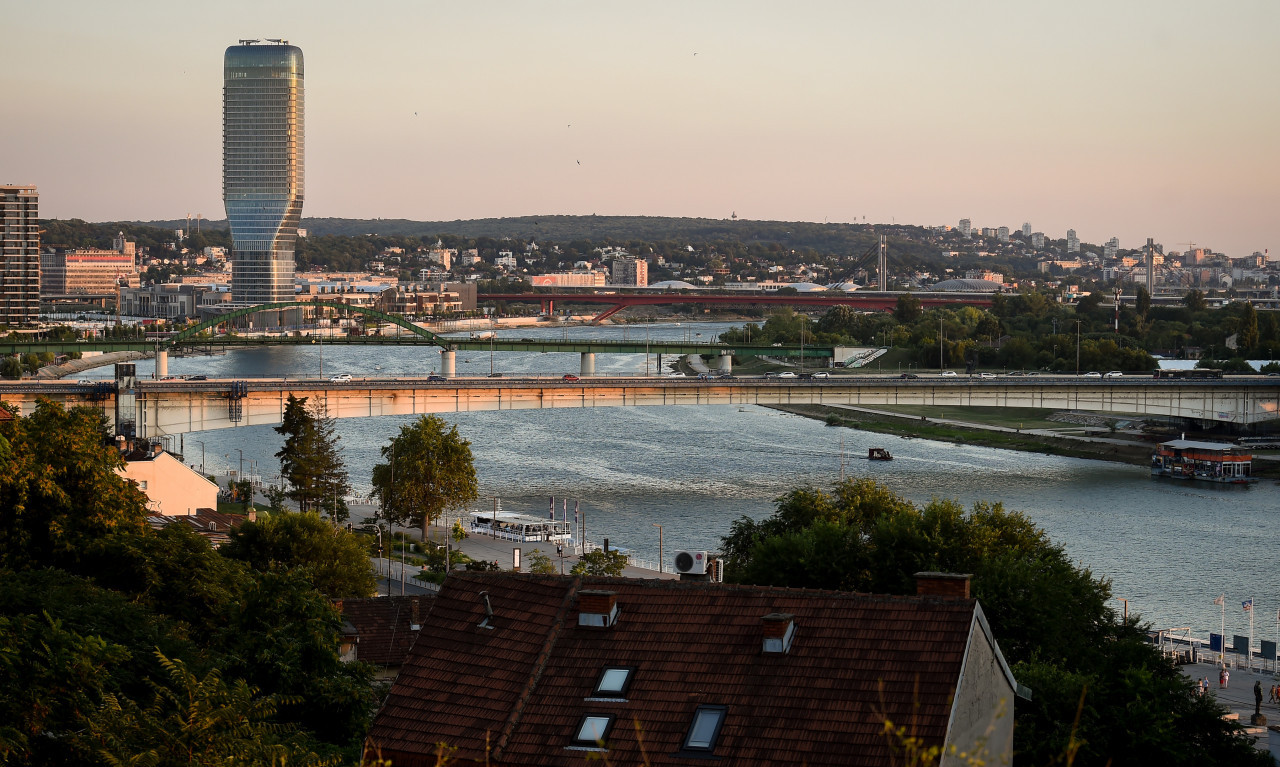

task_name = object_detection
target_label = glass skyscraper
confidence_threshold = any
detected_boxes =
[223,41,304,305]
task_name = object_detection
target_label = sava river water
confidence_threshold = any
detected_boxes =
[92,321,1280,640]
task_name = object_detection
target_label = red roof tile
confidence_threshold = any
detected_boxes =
[337,595,432,667]
[367,574,985,766]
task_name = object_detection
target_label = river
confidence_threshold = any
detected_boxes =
[87,321,1280,640]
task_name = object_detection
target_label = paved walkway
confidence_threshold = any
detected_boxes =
[1179,661,1280,752]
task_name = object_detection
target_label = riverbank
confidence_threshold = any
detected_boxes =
[773,403,1280,479]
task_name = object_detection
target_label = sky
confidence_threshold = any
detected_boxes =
[3,0,1278,257]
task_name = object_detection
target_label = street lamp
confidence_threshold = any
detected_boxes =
[652,523,664,574]
[1116,597,1129,623]
[192,439,205,475]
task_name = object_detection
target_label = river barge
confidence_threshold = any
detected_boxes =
[1151,439,1253,484]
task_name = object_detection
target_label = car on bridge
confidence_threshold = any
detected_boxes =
[939,371,957,378]
[330,374,352,382]
[1081,371,1102,379]
[562,374,580,381]
[1104,371,1124,379]
[427,374,446,382]
[900,373,919,380]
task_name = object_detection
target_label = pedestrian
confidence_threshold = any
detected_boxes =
[1223,667,1230,688]
[1219,667,1226,687]
[1203,677,1210,697]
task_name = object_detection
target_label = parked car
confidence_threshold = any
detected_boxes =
[1104,371,1124,379]
[940,371,958,378]
[329,374,352,382]
[562,374,580,381]
[1082,371,1102,379]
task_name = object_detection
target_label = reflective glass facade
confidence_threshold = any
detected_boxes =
[223,44,304,305]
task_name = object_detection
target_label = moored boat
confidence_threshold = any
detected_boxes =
[1151,439,1253,484]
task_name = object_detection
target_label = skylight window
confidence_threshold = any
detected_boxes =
[573,714,615,747]
[594,667,633,696]
[682,706,728,752]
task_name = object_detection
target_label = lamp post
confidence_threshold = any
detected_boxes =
[652,523,664,574]
[192,439,205,475]
[1117,597,1129,623]
[1075,320,1082,375]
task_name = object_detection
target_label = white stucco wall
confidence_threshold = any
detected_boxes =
[942,617,1016,766]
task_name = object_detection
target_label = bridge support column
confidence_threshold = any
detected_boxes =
[155,350,168,379]
[580,352,595,377]
[717,351,732,375]
[440,349,456,378]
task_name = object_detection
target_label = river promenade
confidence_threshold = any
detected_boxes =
[1179,661,1280,755]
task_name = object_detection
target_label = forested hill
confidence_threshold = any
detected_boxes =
[125,215,940,258]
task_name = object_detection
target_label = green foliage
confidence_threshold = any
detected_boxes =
[222,511,377,599]
[570,548,629,576]
[0,356,22,379]
[895,293,923,323]
[1183,289,1208,311]
[526,548,558,575]
[0,400,149,571]
[725,479,1265,766]
[370,415,478,536]
[274,396,352,521]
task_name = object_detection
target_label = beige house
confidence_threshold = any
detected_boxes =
[119,445,219,517]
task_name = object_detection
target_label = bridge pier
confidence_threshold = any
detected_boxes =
[717,351,732,375]
[440,349,456,378]
[580,352,595,377]
[155,350,168,379]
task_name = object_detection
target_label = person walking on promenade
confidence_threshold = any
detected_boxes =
[1223,667,1230,688]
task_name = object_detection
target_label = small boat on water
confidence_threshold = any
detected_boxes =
[867,447,893,461]
[1151,439,1253,484]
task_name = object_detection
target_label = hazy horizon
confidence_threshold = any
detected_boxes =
[4,1,1277,257]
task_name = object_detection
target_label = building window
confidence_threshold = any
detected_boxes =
[138,481,148,490]
[572,714,615,747]
[682,706,728,752]
[593,667,634,697]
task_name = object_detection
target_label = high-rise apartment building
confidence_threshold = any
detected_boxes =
[611,257,649,287]
[1031,232,1045,249]
[1066,229,1080,253]
[1,185,40,326]
[1021,222,1032,238]
[958,218,972,239]
[996,226,1010,243]
[223,41,304,304]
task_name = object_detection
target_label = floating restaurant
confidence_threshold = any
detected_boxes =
[467,510,575,543]
[1151,439,1253,484]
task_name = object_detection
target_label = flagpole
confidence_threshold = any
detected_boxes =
[1249,598,1255,672]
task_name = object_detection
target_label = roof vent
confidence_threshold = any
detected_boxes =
[578,590,619,628]
[915,572,972,599]
[762,613,796,654]
[477,591,496,630]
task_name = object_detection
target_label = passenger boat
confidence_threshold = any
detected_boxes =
[1151,439,1253,484]
[867,447,893,461]
[468,511,574,542]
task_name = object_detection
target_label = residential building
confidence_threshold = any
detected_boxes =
[1103,237,1119,260]
[1031,232,1045,249]
[530,271,607,287]
[119,442,219,516]
[337,595,432,681]
[366,572,1020,766]
[1,184,40,326]
[958,218,972,238]
[1066,229,1080,253]
[224,41,305,304]
[376,284,463,316]
[1022,222,1032,238]
[495,253,518,269]
[146,508,253,549]
[964,269,1004,284]
[997,226,1010,243]
[40,249,137,296]
[610,257,648,287]
[120,283,208,319]
[112,231,137,258]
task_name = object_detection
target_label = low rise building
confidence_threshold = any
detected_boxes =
[40,249,139,297]
[366,572,1021,766]
[336,595,433,681]
[530,271,607,288]
[119,442,219,517]
[610,257,648,287]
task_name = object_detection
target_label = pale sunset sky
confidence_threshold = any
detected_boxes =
[3,0,1277,256]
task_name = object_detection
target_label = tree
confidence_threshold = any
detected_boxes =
[222,511,377,599]
[570,548,628,576]
[1183,289,1207,311]
[274,396,351,522]
[894,293,922,323]
[526,548,558,575]
[1135,284,1151,319]
[0,356,21,379]
[370,415,478,539]
[0,400,149,571]
[1238,301,1260,351]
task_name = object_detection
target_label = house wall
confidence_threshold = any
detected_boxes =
[119,452,219,516]
[942,618,1015,766]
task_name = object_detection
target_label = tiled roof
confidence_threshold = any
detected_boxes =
[337,595,432,667]
[367,573,981,767]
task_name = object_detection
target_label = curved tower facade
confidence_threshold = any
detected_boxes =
[223,42,304,305]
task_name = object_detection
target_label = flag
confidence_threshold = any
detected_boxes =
[1213,594,1224,606]
[574,500,580,524]
[549,496,554,520]
[1243,598,1254,612]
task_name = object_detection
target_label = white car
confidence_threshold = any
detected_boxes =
[1082,371,1102,379]
[811,371,830,379]
[329,374,353,382]
[978,372,997,379]
[1104,371,1124,379]
[940,371,958,378]
[777,371,798,379]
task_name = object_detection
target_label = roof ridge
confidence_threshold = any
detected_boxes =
[491,575,582,760]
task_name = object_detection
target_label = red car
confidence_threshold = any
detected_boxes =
[562,374,580,381]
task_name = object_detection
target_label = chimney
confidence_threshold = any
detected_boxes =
[577,589,619,628]
[410,596,422,631]
[915,572,971,599]
[762,613,796,654]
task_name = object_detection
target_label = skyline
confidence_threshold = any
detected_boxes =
[3,1,1278,257]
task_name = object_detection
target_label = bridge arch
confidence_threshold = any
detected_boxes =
[169,301,446,347]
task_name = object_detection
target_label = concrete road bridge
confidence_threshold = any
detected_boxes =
[2,375,1275,439]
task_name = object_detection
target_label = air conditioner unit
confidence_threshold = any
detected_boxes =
[673,550,707,575]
